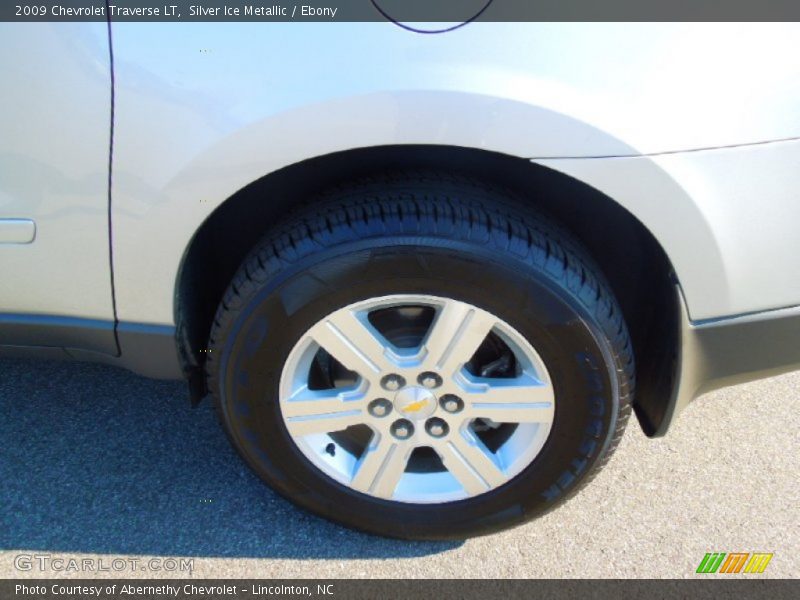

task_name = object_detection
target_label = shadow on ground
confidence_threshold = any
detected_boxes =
[0,358,461,559]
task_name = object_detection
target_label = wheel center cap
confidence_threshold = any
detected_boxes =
[393,386,437,420]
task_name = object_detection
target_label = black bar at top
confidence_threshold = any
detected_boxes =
[4,0,800,22]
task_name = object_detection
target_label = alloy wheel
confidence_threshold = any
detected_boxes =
[278,294,555,503]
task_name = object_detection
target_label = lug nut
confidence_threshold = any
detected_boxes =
[381,374,406,391]
[368,398,392,418]
[440,394,464,414]
[390,419,414,440]
[425,417,449,438]
[418,371,442,389]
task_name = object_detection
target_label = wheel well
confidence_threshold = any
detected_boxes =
[176,145,678,435]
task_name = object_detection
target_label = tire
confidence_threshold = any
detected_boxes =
[206,172,634,540]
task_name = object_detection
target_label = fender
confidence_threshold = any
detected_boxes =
[109,23,800,325]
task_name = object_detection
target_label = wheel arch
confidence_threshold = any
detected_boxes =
[175,145,680,436]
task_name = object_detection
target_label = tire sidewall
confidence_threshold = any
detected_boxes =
[217,240,619,539]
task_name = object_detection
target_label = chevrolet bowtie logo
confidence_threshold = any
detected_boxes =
[402,399,429,413]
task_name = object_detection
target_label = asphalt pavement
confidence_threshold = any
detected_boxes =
[1,357,798,578]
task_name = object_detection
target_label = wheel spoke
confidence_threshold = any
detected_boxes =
[350,434,409,498]
[282,388,364,436]
[422,300,496,376]
[307,309,393,377]
[438,432,506,495]
[464,373,555,424]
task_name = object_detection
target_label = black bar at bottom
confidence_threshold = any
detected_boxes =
[2,579,798,600]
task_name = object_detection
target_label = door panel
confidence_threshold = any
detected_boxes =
[0,23,116,353]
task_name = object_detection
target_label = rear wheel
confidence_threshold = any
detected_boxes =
[207,173,634,539]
